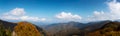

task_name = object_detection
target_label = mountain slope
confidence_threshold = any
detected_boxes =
[0,20,17,31]
[14,22,43,36]
[44,20,120,36]
[44,21,86,36]
[0,20,45,36]
[86,21,120,36]
[83,20,112,31]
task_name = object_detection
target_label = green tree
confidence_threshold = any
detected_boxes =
[0,23,12,36]
[0,24,6,36]
[5,27,12,36]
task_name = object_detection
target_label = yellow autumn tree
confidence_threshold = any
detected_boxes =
[14,22,43,36]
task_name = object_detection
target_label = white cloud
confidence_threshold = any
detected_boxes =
[0,8,46,22]
[108,0,120,16]
[20,16,46,21]
[40,18,46,21]
[86,0,120,22]
[3,8,25,16]
[1,0,120,23]
[10,8,25,16]
[55,0,120,22]
[1,15,20,20]
[86,11,110,21]
[55,12,82,22]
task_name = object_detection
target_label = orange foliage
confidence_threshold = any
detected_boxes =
[14,22,42,36]
[86,31,102,36]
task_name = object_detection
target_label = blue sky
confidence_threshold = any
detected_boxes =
[0,0,120,23]
[0,0,107,17]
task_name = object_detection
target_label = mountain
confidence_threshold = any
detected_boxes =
[1,19,120,36]
[44,21,86,36]
[43,20,120,36]
[14,22,45,36]
[0,20,17,31]
[86,21,120,36]
[34,24,46,36]
[83,20,112,31]
[0,20,45,36]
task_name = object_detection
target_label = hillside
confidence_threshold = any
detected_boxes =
[44,21,86,36]
[43,20,120,36]
[0,20,45,36]
[14,22,44,36]
[86,21,120,36]
[0,20,17,31]
[1,19,120,36]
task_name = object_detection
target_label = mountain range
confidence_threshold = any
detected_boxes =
[0,19,120,36]
[42,20,120,36]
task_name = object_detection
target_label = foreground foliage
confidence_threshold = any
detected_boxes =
[14,22,43,36]
[0,23,12,36]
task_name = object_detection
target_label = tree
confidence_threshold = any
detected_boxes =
[86,31,102,36]
[14,22,43,36]
[0,24,6,36]
[5,27,12,36]
[0,23,12,36]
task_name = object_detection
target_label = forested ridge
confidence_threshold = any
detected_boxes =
[1,20,120,36]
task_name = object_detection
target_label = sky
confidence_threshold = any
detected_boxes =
[0,0,120,23]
